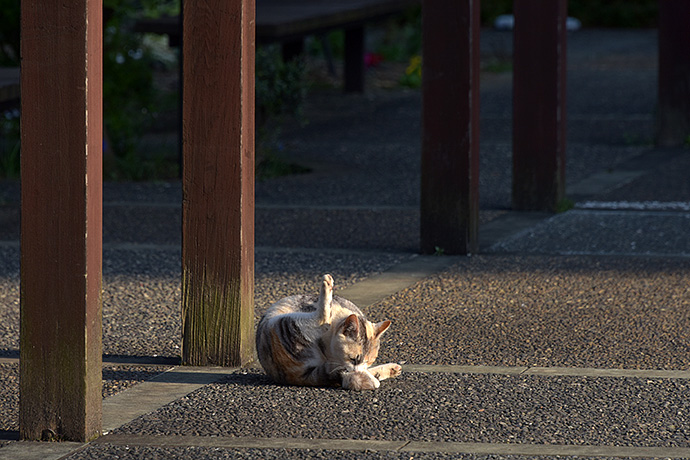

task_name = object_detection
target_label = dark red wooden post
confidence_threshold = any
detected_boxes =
[20,0,103,441]
[512,0,567,212]
[181,0,256,366]
[420,0,480,255]
[657,0,690,147]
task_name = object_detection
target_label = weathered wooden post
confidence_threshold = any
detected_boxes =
[181,0,256,366]
[420,0,480,255]
[512,0,567,212]
[657,0,690,147]
[20,0,103,441]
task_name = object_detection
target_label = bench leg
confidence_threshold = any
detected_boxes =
[344,26,365,92]
[282,39,304,62]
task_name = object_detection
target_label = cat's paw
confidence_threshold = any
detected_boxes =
[342,370,380,391]
[317,274,335,325]
[322,274,334,295]
[369,363,402,381]
[387,363,402,378]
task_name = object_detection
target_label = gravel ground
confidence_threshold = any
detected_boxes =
[113,368,689,448]
[0,363,19,434]
[0,363,171,434]
[257,208,504,251]
[1,27,683,460]
[1,243,406,357]
[101,248,408,358]
[371,255,690,370]
[66,444,665,460]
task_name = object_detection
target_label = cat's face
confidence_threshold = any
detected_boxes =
[330,314,391,372]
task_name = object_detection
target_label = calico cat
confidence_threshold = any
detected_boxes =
[256,274,401,390]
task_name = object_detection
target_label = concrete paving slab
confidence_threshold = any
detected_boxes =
[488,209,690,257]
[337,255,463,308]
[54,441,690,460]
[0,362,173,435]
[404,364,690,380]
[371,255,690,370]
[111,368,690,449]
[102,366,231,434]
[595,151,690,203]
[0,441,86,460]
[83,434,690,459]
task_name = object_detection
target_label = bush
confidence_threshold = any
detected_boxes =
[255,45,310,180]
[103,0,179,162]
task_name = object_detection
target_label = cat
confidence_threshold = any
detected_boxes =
[256,274,401,390]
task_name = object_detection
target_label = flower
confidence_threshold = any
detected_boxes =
[365,52,384,68]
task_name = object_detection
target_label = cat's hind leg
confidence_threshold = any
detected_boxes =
[316,274,334,325]
[368,363,402,381]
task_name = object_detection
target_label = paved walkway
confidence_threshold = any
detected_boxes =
[2,28,690,459]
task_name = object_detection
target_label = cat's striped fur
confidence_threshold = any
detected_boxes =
[256,274,401,390]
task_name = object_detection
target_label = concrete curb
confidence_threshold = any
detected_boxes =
[92,433,690,459]
[102,366,231,434]
[337,254,462,308]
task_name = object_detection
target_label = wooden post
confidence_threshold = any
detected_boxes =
[657,0,690,147]
[512,0,567,212]
[181,0,256,367]
[20,0,103,442]
[420,0,480,255]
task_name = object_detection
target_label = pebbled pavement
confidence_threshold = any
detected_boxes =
[1,27,690,459]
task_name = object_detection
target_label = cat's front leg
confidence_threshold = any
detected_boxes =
[368,363,402,381]
[316,274,334,325]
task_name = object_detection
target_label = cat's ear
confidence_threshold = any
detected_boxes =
[374,320,391,339]
[341,314,360,340]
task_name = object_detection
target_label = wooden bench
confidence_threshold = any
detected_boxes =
[134,0,420,92]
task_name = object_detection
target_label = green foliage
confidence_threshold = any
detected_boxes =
[0,0,19,65]
[480,0,514,26]
[0,0,182,180]
[255,153,310,181]
[0,110,20,178]
[376,6,422,62]
[255,45,310,180]
[556,198,575,213]
[101,0,180,179]
[399,55,422,89]
[483,58,513,74]
[306,30,346,60]
[104,149,178,181]
[103,2,169,160]
[256,46,308,126]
